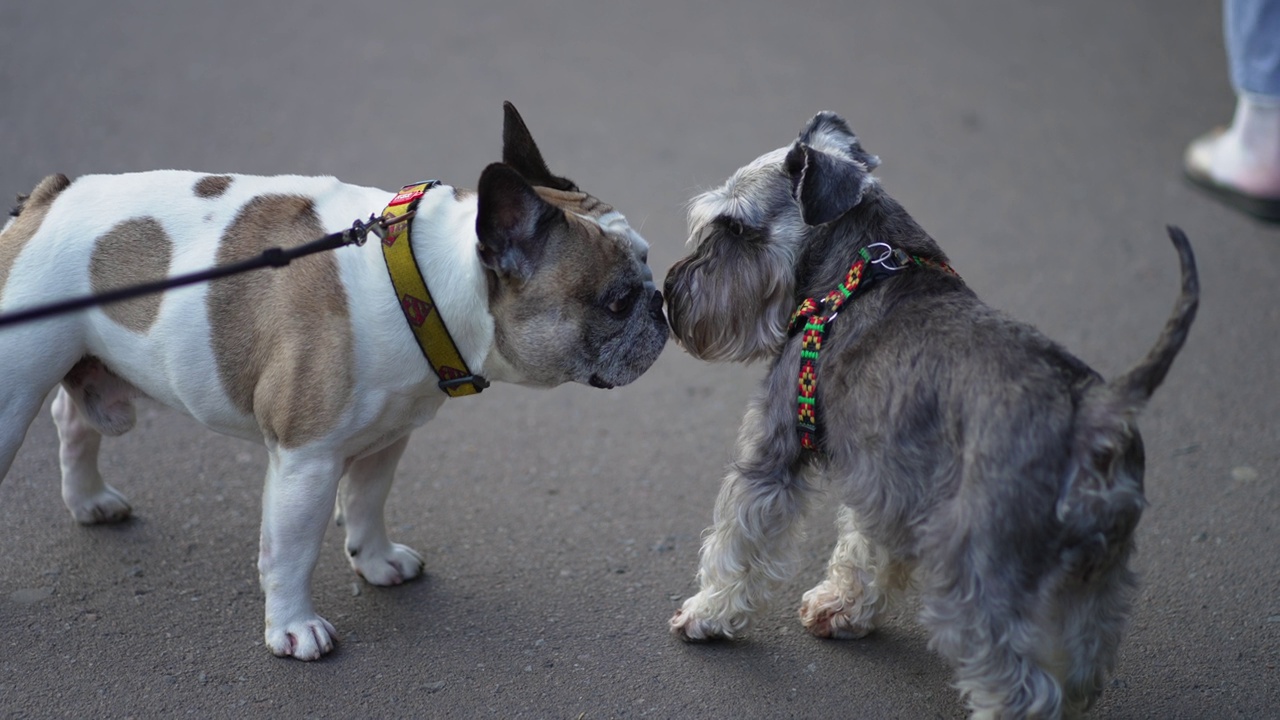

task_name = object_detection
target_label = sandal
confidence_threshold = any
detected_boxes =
[1184,127,1280,223]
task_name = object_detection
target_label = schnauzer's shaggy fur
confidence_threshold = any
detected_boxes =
[663,112,1198,719]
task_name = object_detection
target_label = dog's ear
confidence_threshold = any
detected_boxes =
[476,162,562,281]
[796,111,881,171]
[786,111,882,226]
[784,142,873,226]
[502,101,579,192]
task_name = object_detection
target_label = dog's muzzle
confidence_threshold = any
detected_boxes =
[649,287,666,323]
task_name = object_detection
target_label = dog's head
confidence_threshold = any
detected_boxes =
[475,102,668,389]
[663,111,879,362]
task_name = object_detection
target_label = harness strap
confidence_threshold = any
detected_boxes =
[788,244,957,451]
[380,181,489,397]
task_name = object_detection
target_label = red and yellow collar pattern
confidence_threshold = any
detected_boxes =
[380,181,489,397]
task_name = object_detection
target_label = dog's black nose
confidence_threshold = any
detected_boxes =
[649,289,665,320]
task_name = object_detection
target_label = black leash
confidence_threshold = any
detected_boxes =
[0,212,409,329]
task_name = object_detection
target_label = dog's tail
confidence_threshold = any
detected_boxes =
[1105,226,1200,411]
[1057,227,1198,578]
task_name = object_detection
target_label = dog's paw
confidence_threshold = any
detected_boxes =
[67,485,132,525]
[799,579,877,640]
[669,608,724,642]
[352,543,425,586]
[265,615,339,661]
[669,593,744,642]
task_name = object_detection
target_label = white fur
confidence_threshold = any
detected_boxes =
[0,171,535,660]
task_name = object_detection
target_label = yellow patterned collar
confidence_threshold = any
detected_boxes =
[379,181,489,397]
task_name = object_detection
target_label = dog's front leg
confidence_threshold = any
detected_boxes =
[258,448,344,660]
[799,505,911,639]
[670,400,812,641]
[338,434,425,586]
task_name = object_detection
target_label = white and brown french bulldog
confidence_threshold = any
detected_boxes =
[0,102,668,660]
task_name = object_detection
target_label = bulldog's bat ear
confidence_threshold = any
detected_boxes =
[785,140,877,226]
[476,162,562,281]
[501,101,579,192]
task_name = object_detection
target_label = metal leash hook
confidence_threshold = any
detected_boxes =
[347,209,416,246]
[342,215,380,247]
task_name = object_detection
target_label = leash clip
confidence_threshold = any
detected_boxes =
[343,210,419,248]
[344,214,382,247]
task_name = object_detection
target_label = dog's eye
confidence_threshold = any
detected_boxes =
[727,220,746,237]
[605,287,640,317]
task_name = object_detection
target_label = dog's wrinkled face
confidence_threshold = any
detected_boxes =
[664,112,880,362]
[476,103,668,389]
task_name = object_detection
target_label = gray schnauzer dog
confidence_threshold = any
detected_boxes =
[662,111,1198,718]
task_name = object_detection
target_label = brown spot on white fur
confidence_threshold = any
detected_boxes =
[89,217,173,333]
[209,194,353,448]
[0,174,72,300]
[194,175,233,198]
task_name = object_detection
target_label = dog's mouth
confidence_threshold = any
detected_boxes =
[588,374,615,389]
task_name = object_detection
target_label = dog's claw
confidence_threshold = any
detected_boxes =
[352,543,425,586]
[799,580,880,640]
[669,597,741,642]
[669,609,705,642]
[266,616,338,661]
[68,485,132,525]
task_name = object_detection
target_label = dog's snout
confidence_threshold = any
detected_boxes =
[649,289,665,320]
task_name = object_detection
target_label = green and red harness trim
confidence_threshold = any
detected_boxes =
[788,243,958,452]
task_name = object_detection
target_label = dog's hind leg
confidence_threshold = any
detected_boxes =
[799,505,911,639]
[0,386,50,487]
[921,559,1066,719]
[1054,549,1138,716]
[52,387,131,523]
[52,357,140,524]
[670,398,814,641]
[338,434,425,586]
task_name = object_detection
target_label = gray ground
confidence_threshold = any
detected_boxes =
[1,1,1276,718]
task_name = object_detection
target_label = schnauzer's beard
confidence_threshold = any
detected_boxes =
[663,229,797,363]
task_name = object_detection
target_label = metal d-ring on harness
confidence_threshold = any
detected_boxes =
[866,241,913,272]
[0,211,404,329]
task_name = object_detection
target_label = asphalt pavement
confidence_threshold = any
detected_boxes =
[1,1,1276,718]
